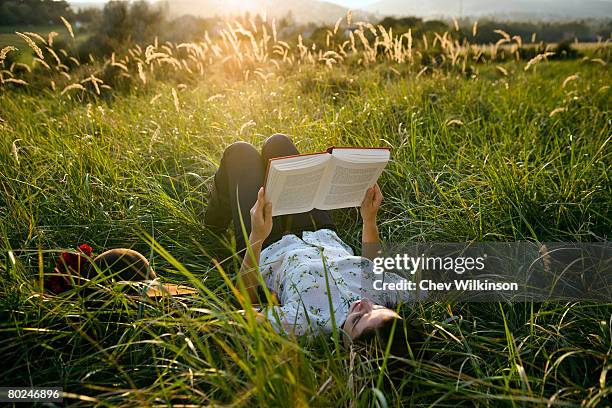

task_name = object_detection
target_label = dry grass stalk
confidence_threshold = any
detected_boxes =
[81,75,103,95]
[172,88,180,112]
[524,52,555,71]
[239,120,256,135]
[47,32,59,47]
[1,46,17,61]
[446,119,464,126]
[33,58,50,70]
[12,139,21,164]
[416,66,428,78]
[14,62,31,73]
[138,62,146,84]
[61,83,85,95]
[60,16,75,39]
[496,66,509,76]
[15,32,44,60]
[46,47,61,67]
[494,29,511,41]
[562,74,579,88]
[333,17,342,35]
[549,107,567,117]
[24,32,46,44]
[150,93,162,104]
[4,78,28,86]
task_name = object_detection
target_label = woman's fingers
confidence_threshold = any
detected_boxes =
[363,186,374,206]
[374,184,383,205]
[253,187,273,223]
[257,186,264,204]
[251,187,264,219]
[264,202,272,220]
[255,187,265,214]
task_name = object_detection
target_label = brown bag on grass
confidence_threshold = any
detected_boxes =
[48,245,197,298]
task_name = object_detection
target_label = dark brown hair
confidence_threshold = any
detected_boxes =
[354,316,424,358]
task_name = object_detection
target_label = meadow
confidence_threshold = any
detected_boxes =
[0,16,611,406]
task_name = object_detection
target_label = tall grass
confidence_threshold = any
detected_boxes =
[0,15,610,407]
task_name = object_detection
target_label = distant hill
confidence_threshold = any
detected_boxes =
[163,0,374,25]
[69,0,373,25]
[70,1,106,11]
[68,0,612,22]
[364,0,612,20]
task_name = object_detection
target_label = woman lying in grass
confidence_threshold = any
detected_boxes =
[205,134,421,350]
[50,134,420,352]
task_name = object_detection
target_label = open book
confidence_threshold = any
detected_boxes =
[264,147,390,216]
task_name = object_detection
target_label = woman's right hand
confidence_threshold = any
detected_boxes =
[249,187,273,243]
[360,183,383,225]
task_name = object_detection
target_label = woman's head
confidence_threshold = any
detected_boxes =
[342,298,400,339]
[342,298,424,357]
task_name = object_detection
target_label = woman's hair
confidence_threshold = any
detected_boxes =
[353,316,424,358]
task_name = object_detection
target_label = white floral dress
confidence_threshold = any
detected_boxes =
[259,229,407,336]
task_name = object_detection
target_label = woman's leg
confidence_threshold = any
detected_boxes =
[261,134,336,234]
[204,141,267,253]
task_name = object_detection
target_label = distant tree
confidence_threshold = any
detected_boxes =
[421,20,448,34]
[78,0,166,57]
[379,16,423,34]
[0,0,73,26]
[467,19,606,44]
[278,11,295,30]
[75,7,102,24]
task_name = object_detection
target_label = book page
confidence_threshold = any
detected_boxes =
[315,159,387,210]
[265,154,331,216]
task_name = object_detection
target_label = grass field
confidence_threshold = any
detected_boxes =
[0,19,611,406]
[0,25,84,64]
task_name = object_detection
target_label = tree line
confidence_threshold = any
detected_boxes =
[1,0,610,57]
[0,0,73,26]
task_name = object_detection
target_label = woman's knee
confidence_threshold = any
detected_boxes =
[262,133,298,158]
[222,141,260,163]
[264,133,292,148]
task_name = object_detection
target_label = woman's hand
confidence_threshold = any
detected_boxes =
[360,183,383,225]
[360,183,382,259]
[249,187,273,243]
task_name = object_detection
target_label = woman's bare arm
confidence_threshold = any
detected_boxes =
[360,183,383,261]
[237,187,273,303]
[238,235,264,302]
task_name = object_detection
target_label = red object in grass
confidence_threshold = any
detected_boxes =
[48,244,94,294]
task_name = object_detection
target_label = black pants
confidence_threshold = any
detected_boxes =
[204,134,335,253]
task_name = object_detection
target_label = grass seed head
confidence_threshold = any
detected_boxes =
[15,32,44,60]
[60,16,75,39]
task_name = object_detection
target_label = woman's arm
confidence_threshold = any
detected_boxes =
[238,235,264,302]
[360,183,383,261]
[238,187,273,302]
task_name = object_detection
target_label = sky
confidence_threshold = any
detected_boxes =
[322,0,612,4]
[325,0,375,7]
[69,0,612,8]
